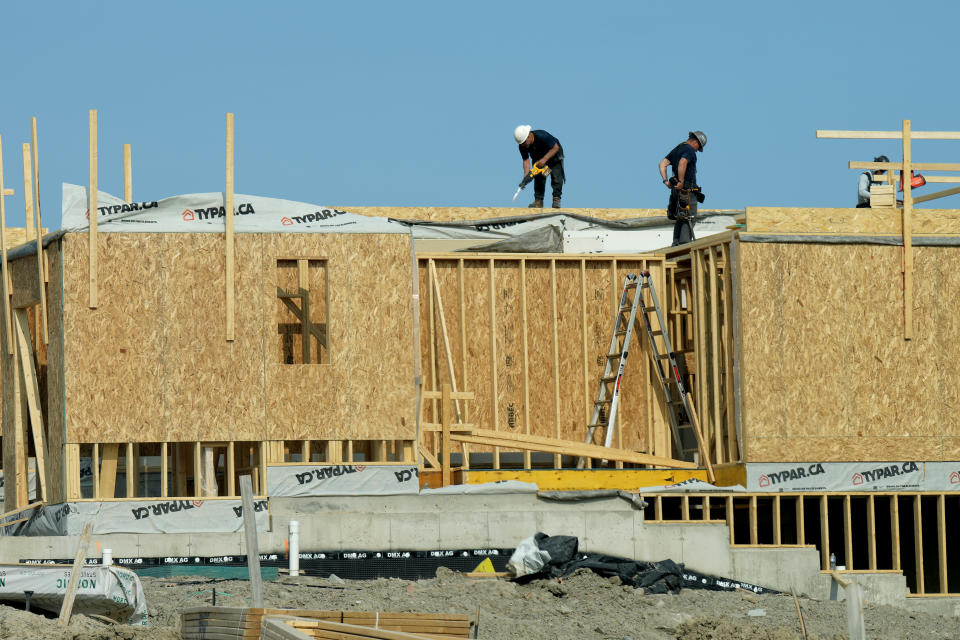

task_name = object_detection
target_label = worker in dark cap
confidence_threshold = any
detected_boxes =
[857,155,889,207]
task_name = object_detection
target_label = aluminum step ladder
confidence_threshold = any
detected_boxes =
[636,269,706,462]
[582,273,644,454]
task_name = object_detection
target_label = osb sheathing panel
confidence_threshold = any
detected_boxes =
[61,232,415,444]
[343,207,720,222]
[739,242,960,461]
[421,257,656,452]
[9,254,42,309]
[745,207,960,236]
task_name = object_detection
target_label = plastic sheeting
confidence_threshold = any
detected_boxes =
[0,564,148,624]
[267,464,421,497]
[17,499,270,536]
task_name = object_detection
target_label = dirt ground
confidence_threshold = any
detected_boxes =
[0,568,957,639]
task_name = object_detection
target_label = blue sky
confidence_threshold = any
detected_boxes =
[0,0,957,229]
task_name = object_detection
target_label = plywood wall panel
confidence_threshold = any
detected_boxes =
[159,235,198,441]
[555,262,585,443]
[230,234,267,442]
[343,207,676,222]
[9,254,42,309]
[936,248,960,437]
[523,262,556,438]
[44,243,65,502]
[461,261,493,432]
[63,234,164,443]
[745,436,943,463]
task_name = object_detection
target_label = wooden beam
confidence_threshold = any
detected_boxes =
[708,247,721,462]
[30,118,48,345]
[58,521,92,626]
[419,444,441,470]
[720,243,737,461]
[818,130,960,140]
[161,442,168,497]
[773,495,781,545]
[796,496,805,546]
[850,161,960,171]
[0,134,12,356]
[22,144,34,239]
[88,110,98,309]
[123,143,132,203]
[225,112,235,341]
[749,495,758,545]
[820,495,830,570]
[227,442,236,496]
[912,185,960,204]
[891,495,901,571]
[99,444,118,499]
[239,475,264,607]
[92,444,100,500]
[457,258,470,468]
[127,443,138,498]
[902,119,914,341]
[867,495,877,570]
[441,383,452,487]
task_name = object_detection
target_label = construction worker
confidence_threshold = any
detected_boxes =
[514,125,565,208]
[659,131,706,246]
[857,155,889,207]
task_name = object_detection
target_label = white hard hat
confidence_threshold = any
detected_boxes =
[514,125,532,144]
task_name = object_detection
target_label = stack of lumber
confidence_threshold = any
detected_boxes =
[181,607,472,640]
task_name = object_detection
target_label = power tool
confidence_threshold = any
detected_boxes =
[512,164,551,201]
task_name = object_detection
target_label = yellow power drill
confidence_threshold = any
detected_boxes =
[512,164,551,201]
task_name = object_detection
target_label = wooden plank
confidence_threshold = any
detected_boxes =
[749,495,758,545]
[456,258,469,468]
[773,495,781,545]
[161,442,168,497]
[31,119,48,345]
[128,443,139,498]
[914,494,924,594]
[123,143,132,203]
[99,444,119,499]
[817,130,960,140]
[92,444,101,500]
[520,260,530,468]
[58,521,92,625]
[88,110,98,308]
[820,495,829,570]
[550,259,560,466]
[844,494,853,569]
[937,494,947,594]
[902,119,914,340]
[0,134,12,355]
[441,383,452,487]
[298,259,311,364]
[240,475,264,607]
[684,399,715,482]
[488,258,499,468]
[225,112,235,341]
[912,185,960,204]
[796,496,805,546]
[726,496,734,545]
[867,495,877,570]
[708,246,722,462]
[22,144,34,239]
[13,309,47,501]
[194,442,202,496]
[720,243,736,461]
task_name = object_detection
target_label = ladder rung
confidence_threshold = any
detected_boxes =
[650,330,663,336]
[586,422,609,430]
[642,306,656,312]
[593,399,612,405]
[615,330,627,336]
[606,352,623,359]
[656,353,672,360]
[625,283,638,289]
[601,374,618,382]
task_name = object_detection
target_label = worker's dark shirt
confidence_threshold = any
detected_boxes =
[665,142,698,186]
[519,130,563,166]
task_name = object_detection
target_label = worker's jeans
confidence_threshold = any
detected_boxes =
[534,162,564,201]
[668,187,698,246]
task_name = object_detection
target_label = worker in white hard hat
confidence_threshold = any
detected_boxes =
[659,131,707,246]
[514,125,565,208]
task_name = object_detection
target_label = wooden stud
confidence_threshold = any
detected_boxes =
[13,309,47,501]
[64,444,81,500]
[58,521,92,626]
[426,252,438,447]
[550,259,561,467]
[726,495,735,545]
[654,495,663,521]
[695,250,709,461]
[773,495,782,545]
[297,259,311,363]
[92,444,101,500]
[301,440,310,464]
[685,399,715,483]
[194,442,202,497]
[123,143,132,203]
[520,259,531,469]
[749,495,758,545]
[902,119,914,340]
[820,495,829,570]
[429,260,462,421]
[702,495,710,521]
[0,134,13,355]
[258,441,267,493]
[487,259,499,468]
[175,444,188,497]
[891,495,901,571]
[22,144,34,239]
[867,495,877,570]
[30,118,47,345]
[681,495,690,521]
[580,260,590,442]
[99,444,119,499]
[161,442,168,498]
[345,440,354,463]
[913,494,924,594]
[227,442,236,495]
[457,258,470,469]
[844,494,853,569]
[225,113,235,341]
[441,383,452,487]
[720,243,736,461]
[708,247,722,462]
[796,496,805,546]
[88,110,98,309]
[912,184,960,204]
[937,494,947,594]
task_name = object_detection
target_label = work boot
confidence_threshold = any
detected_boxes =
[552,197,561,208]
[528,198,543,208]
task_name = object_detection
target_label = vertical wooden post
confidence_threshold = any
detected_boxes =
[92,444,101,500]
[867,495,877,570]
[225,112,235,341]
[519,259,531,468]
[796,496,805,546]
[441,383,452,487]
[30,118,48,345]
[123,143,132,204]
[901,119,914,340]
[160,442,168,497]
[937,494,947,594]
[88,110,98,309]
[127,443,139,498]
[749,495,758,545]
[239,475,264,607]
[298,259,312,364]
[721,243,737,461]
[844,494,853,569]
[227,442,236,496]
[487,258,499,468]
[550,259,561,466]
[99,444,119,499]
[708,247,722,462]
[580,259,590,435]
[773,495,782,545]
[193,442,202,498]
[820,495,830,570]
[913,494,924,594]
[0,134,13,356]
[726,495,735,545]
[22,144,34,239]
[891,495,901,571]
